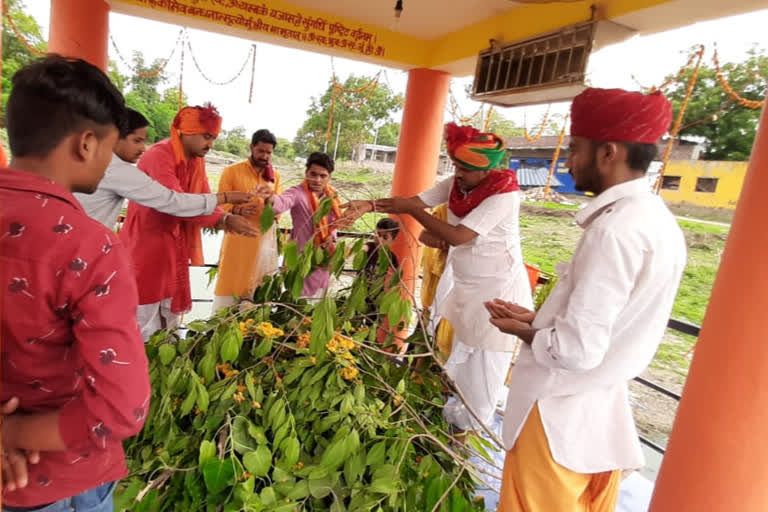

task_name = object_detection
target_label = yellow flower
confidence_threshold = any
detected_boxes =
[246,319,254,325]
[340,352,356,363]
[340,338,356,351]
[233,392,246,403]
[240,472,252,481]
[309,356,317,365]
[236,385,247,393]
[326,339,339,353]
[297,332,311,349]
[339,367,359,381]
[302,317,312,326]
[393,395,403,407]
[252,401,261,409]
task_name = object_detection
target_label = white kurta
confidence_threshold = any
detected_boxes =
[419,177,532,430]
[503,178,687,473]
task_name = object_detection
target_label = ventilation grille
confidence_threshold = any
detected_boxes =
[472,22,595,106]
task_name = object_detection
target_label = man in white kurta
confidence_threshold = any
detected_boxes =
[345,123,533,432]
[486,88,687,511]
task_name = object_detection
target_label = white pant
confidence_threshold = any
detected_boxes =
[136,299,181,342]
[443,340,514,431]
[211,295,237,315]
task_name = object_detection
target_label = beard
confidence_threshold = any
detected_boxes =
[571,153,601,193]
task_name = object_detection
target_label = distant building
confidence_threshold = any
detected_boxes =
[506,135,705,195]
[659,160,748,210]
[352,143,452,174]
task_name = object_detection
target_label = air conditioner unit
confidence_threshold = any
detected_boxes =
[472,20,634,107]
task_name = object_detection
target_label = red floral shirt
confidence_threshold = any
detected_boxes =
[0,169,150,507]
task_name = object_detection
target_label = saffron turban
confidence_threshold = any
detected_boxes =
[444,123,506,171]
[570,88,672,144]
[170,103,222,167]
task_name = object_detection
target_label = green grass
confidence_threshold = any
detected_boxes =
[529,201,581,211]
[334,167,379,183]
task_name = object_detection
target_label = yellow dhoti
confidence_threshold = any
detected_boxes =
[499,404,621,512]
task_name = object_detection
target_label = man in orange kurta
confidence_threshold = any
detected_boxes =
[212,129,283,312]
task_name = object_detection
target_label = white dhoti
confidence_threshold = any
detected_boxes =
[440,259,533,431]
[443,340,515,430]
[137,298,181,342]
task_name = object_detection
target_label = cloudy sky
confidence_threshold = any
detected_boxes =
[24,2,768,139]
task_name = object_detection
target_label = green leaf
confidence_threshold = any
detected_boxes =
[314,246,325,265]
[201,458,235,495]
[260,201,275,233]
[320,439,347,469]
[450,488,470,512]
[272,421,291,450]
[246,371,257,401]
[366,441,387,467]
[198,352,216,384]
[312,196,334,225]
[369,478,399,494]
[267,398,285,426]
[255,384,264,404]
[310,297,336,356]
[259,486,277,507]
[179,385,198,416]
[330,240,346,275]
[252,337,273,359]
[243,446,272,477]
[286,480,310,500]
[309,476,333,499]
[220,332,240,363]
[235,476,255,504]
[344,451,365,486]
[283,241,298,270]
[280,437,300,467]
[396,379,406,395]
[300,243,314,278]
[158,344,176,365]
[290,270,305,298]
[196,381,210,413]
[232,417,258,454]
[248,424,268,445]
[353,249,367,271]
[186,320,210,332]
[198,440,216,466]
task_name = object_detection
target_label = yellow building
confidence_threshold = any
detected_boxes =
[659,160,748,210]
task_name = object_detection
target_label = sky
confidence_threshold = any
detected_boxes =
[23,1,768,140]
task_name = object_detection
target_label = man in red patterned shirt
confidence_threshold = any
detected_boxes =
[0,55,150,511]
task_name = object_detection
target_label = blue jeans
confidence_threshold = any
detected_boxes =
[2,481,116,512]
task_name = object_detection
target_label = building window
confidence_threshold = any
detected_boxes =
[695,177,719,193]
[661,176,681,190]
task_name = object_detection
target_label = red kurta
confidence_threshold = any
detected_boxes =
[0,168,150,507]
[119,140,223,312]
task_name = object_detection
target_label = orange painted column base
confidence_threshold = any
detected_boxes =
[383,68,450,349]
[49,0,109,71]
[650,95,768,511]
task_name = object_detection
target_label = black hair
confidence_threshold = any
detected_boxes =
[376,217,399,236]
[251,129,277,147]
[306,152,334,173]
[121,108,150,138]
[7,54,125,158]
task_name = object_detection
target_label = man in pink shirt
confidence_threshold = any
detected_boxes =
[0,55,150,511]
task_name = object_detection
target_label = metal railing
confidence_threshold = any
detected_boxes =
[191,229,699,456]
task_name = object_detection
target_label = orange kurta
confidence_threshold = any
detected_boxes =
[214,160,282,298]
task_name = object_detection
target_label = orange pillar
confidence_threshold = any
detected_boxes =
[48,0,109,71]
[389,68,450,298]
[650,96,768,511]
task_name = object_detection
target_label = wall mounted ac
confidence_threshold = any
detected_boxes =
[471,20,636,107]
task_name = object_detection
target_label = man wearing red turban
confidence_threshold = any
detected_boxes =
[341,122,533,433]
[486,88,688,511]
[120,104,259,341]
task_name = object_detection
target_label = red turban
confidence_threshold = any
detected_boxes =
[570,88,672,144]
[170,103,222,168]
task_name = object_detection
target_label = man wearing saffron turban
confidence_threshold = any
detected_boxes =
[120,104,259,341]
[485,88,687,511]
[342,122,533,433]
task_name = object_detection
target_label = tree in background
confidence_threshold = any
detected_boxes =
[2,0,47,124]
[108,52,188,141]
[273,137,296,161]
[214,126,250,157]
[664,46,767,161]
[293,75,403,159]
